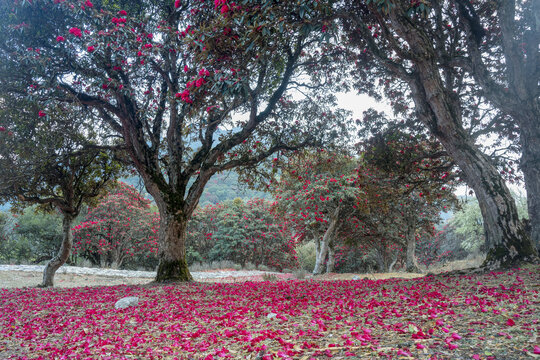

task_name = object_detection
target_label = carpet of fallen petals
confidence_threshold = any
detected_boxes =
[0,267,538,360]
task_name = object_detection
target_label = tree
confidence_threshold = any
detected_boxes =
[336,0,538,268]
[275,151,365,275]
[0,0,349,282]
[449,192,529,255]
[0,97,122,287]
[452,0,540,251]
[72,182,159,269]
[361,127,458,272]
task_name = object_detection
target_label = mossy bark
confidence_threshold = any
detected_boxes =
[154,208,193,282]
[156,258,193,282]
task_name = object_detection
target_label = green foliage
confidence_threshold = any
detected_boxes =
[187,198,297,271]
[449,193,529,254]
[0,207,65,264]
[295,241,316,272]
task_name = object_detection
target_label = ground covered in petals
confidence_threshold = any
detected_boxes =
[1,267,538,359]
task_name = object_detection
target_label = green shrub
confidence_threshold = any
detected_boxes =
[296,241,316,272]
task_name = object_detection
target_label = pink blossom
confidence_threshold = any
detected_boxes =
[56,35,65,42]
[38,110,46,117]
[87,45,95,52]
[174,0,181,8]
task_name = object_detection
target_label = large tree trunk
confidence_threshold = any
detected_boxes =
[520,117,540,251]
[313,207,340,275]
[155,209,193,282]
[387,12,538,269]
[39,213,75,287]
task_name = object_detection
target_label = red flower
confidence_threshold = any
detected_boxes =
[56,36,65,42]
[184,65,189,73]
[85,0,93,7]
[118,10,127,15]
[0,126,5,132]
[69,27,82,37]
[506,318,515,326]
[87,45,95,52]
[174,0,181,8]
[221,4,229,13]
[38,110,46,117]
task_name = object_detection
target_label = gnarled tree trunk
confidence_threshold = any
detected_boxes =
[40,212,75,287]
[387,8,538,269]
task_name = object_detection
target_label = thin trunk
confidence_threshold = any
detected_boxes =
[326,239,335,273]
[39,213,75,287]
[313,237,329,275]
[313,207,340,275]
[405,220,420,273]
[388,253,398,272]
[155,208,193,282]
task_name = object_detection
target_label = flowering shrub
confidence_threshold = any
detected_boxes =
[72,183,159,269]
[1,267,538,359]
[187,198,297,270]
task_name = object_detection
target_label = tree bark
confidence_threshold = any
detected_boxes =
[39,213,75,287]
[155,208,193,282]
[313,207,340,275]
[405,219,420,273]
[326,239,335,273]
[520,116,540,251]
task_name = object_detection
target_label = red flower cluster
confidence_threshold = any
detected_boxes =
[175,89,192,104]
[111,17,127,25]
[69,27,82,37]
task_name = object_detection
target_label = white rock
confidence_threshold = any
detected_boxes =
[114,296,139,309]
[267,312,277,319]
[352,275,361,280]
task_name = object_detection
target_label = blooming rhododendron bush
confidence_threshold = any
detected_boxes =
[0,0,350,282]
[272,142,456,275]
[187,198,297,270]
[1,267,539,359]
[72,182,159,270]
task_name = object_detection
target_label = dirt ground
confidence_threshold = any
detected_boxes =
[0,270,425,288]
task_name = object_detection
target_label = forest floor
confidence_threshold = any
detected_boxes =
[0,264,538,359]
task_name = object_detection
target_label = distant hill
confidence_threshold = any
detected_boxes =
[119,171,269,207]
[199,172,269,206]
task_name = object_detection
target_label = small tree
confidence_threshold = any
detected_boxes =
[0,98,123,287]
